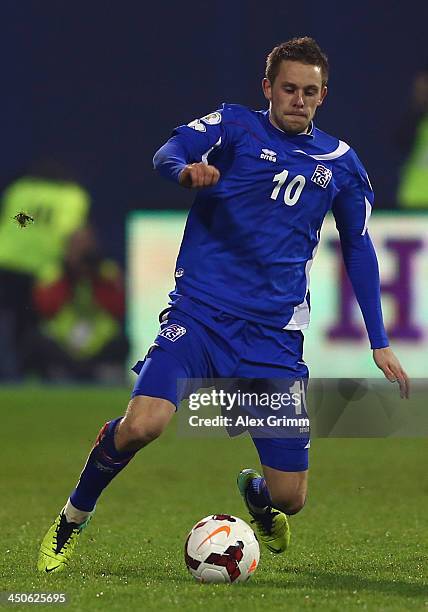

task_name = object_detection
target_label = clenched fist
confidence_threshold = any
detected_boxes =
[179,163,220,189]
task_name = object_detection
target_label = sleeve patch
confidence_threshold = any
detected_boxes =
[201,111,222,125]
[187,119,207,132]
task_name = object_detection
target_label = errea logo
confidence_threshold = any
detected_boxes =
[260,148,277,162]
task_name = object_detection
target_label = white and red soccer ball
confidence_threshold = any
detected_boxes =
[184,514,260,583]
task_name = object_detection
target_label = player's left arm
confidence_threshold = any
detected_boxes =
[372,346,409,398]
[332,153,410,398]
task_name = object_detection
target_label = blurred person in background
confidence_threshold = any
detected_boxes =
[23,226,128,383]
[0,160,90,379]
[396,65,428,207]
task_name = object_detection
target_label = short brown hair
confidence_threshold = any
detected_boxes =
[266,37,329,86]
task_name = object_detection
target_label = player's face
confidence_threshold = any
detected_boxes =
[263,60,327,135]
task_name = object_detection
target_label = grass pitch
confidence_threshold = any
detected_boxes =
[0,386,426,611]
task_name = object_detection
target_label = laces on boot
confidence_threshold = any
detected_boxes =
[53,514,80,554]
[250,509,280,537]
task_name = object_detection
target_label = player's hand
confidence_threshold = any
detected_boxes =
[372,347,410,399]
[179,163,220,189]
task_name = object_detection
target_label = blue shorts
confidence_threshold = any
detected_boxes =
[132,297,309,472]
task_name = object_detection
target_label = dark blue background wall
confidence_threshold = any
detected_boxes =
[1,0,426,261]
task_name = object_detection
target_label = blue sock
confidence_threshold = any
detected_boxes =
[246,477,272,511]
[70,417,135,512]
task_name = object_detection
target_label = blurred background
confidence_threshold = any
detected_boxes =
[1,0,427,383]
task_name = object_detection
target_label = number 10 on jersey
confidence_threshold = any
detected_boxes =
[270,169,306,206]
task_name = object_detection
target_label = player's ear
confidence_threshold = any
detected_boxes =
[262,78,272,101]
[317,86,328,106]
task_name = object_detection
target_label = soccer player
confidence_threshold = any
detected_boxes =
[38,37,409,572]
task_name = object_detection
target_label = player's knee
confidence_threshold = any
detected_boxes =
[118,407,171,448]
[116,396,175,451]
[121,417,165,446]
[270,491,306,515]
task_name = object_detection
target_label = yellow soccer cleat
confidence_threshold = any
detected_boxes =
[237,468,290,554]
[37,511,92,573]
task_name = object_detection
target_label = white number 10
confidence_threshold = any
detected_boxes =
[270,169,306,206]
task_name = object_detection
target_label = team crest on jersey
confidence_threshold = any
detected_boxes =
[175,268,184,278]
[311,164,332,188]
[159,324,187,342]
[260,148,277,162]
[201,111,222,125]
[187,119,206,132]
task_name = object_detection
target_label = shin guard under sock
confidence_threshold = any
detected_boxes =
[69,417,135,512]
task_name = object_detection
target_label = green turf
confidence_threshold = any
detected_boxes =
[0,386,426,611]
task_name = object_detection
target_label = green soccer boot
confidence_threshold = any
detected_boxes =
[237,468,290,554]
[37,511,92,573]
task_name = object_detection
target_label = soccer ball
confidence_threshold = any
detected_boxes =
[184,514,260,583]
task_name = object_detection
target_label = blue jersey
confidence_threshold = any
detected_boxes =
[153,104,388,348]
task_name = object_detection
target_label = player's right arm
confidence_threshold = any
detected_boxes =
[177,162,220,189]
[153,108,231,189]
